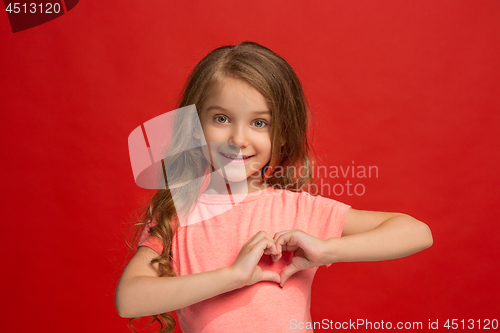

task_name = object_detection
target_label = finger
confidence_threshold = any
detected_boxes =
[269,245,282,262]
[253,232,282,256]
[264,246,279,256]
[271,232,296,261]
[273,230,292,242]
[275,231,300,253]
[269,242,280,256]
[259,270,281,284]
[280,263,301,288]
[254,238,278,256]
[273,232,288,253]
[247,230,273,247]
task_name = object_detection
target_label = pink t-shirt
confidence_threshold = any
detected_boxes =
[138,186,350,333]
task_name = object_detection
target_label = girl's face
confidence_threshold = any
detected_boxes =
[198,77,272,192]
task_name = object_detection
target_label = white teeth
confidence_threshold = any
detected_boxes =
[222,153,251,160]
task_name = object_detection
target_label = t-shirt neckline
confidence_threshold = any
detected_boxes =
[197,186,276,205]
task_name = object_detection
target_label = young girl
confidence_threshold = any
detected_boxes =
[115,41,433,333]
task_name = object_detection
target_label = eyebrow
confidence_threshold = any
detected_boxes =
[205,105,271,115]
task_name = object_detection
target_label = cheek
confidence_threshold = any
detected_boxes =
[201,126,224,142]
[257,135,272,153]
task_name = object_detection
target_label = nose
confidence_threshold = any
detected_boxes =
[228,124,248,149]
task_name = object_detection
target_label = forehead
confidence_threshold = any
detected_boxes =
[203,77,270,114]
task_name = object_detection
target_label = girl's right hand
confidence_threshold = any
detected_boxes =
[229,230,282,288]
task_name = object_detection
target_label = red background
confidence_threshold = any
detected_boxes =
[1,1,499,332]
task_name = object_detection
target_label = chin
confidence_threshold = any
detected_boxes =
[216,169,249,183]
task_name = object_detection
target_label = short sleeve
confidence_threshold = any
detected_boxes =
[138,222,164,255]
[296,193,350,268]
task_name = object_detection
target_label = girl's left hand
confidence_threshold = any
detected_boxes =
[272,230,327,287]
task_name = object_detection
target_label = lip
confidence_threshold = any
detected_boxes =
[219,152,254,164]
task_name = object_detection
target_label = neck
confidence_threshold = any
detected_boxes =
[203,170,269,195]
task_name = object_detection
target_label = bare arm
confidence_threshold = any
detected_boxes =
[271,209,432,286]
[114,246,240,318]
[321,209,433,263]
[115,231,280,318]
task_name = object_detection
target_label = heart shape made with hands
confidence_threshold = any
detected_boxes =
[259,229,325,287]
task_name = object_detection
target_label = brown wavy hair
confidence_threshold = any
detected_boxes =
[127,41,318,333]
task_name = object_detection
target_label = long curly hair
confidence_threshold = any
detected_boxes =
[127,41,317,333]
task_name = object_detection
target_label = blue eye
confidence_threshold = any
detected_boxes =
[253,120,268,128]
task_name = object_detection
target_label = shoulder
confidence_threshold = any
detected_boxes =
[137,219,167,255]
[268,188,350,238]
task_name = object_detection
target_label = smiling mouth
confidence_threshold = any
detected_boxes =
[220,152,254,160]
